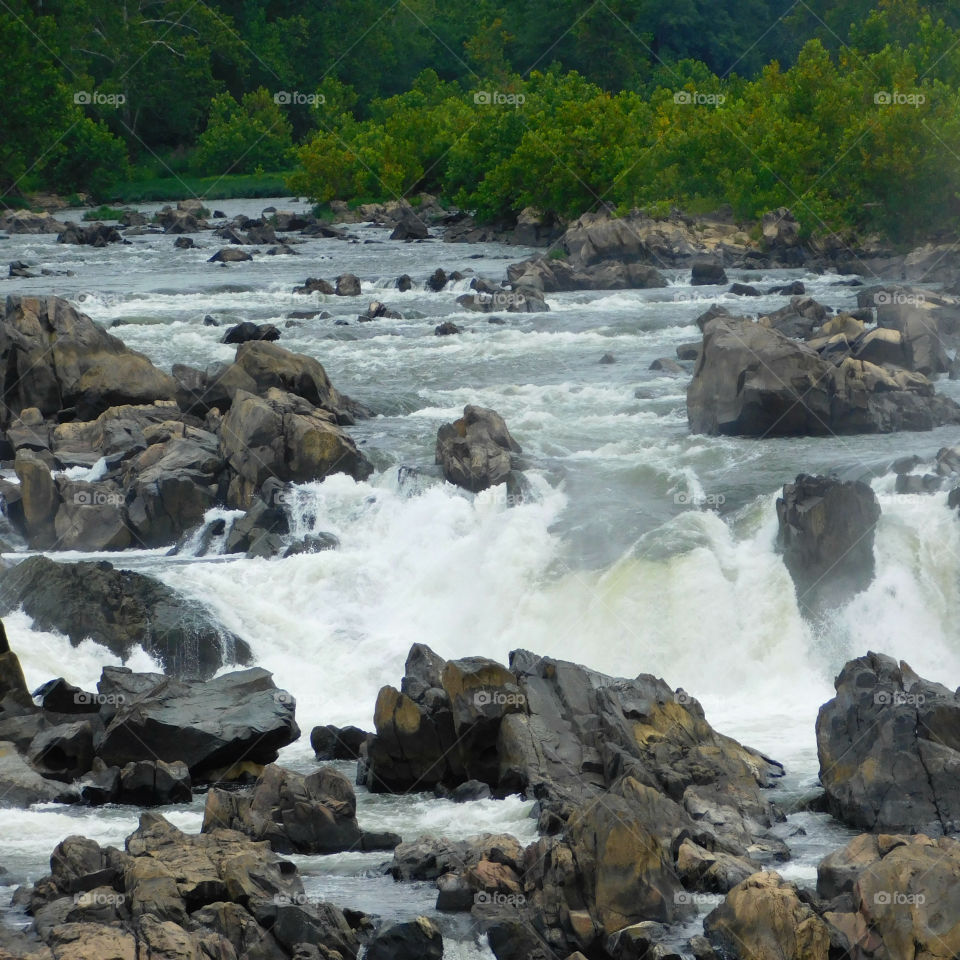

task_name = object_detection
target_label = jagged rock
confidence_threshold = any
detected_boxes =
[57,223,122,246]
[761,208,800,248]
[13,450,58,548]
[220,388,372,509]
[390,217,429,241]
[435,321,462,335]
[817,652,960,833]
[776,475,880,611]
[293,277,335,295]
[96,667,299,779]
[761,296,828,339]
[203,763,399,854]
[435,405,522,492]
[28,719,97,782]
[0,740,76,806]
[729,283,760,296]
[0,556,251,679]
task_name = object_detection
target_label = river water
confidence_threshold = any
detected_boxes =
[2,199,959,953]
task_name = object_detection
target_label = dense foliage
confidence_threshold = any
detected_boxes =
[2,0,957,243]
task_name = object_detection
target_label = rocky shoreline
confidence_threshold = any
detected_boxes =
[0,198,959,959]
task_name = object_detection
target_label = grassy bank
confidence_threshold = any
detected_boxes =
[107,172,294,205]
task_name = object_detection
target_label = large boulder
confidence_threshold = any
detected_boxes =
[704,872,833,960]
[219,388,372,509]
[776,475,881,612]
[435,405,522,492]
[0,739,77,806]
[14,450,59,548]
[0,556,251,679]
[95,667,299,779]
[366,918,443,960]
[202,763,399,854]
[687,314,960,436]
[816,653,960,834]
[0,296,177,423]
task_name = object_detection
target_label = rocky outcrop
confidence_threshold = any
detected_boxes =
[506,256,666,293]
[365,643,787,957]
[0,210,67,234]
[0,556,250,679]
[816,653,960,834]
[203,763,400,854]
[687,314,960,436]
[776,475,881,612]
[3,813,364,960]
[0,296,177,423]
[57,223,123,246]
[435,405,522,492]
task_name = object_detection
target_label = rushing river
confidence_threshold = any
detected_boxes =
[2,198,959,953]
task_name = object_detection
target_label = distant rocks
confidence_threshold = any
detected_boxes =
[57,223,122,246]
[507,255,665,294]
[435,405,522,492]
[0,210,67,234]
[435,320,461,335]
[208,247,251,263]
[776,475,880,611]
[687,312,960,436]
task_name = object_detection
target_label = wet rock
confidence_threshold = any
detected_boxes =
[676,342,700,361]
[650,358,684,374]
[359,300,401,321]
[599,352,616,364]
[390,217,429,241]
[396,274,412,291]
[366,918,443,960]
[0,556,251,678]
[427,268,448,292]
[173,236,195,249]
[220,388,372,509]
[208,247,251,263]
[9,259,36,278]
[203,763,398,854]
[817,652,960,833]
[335,274,361,296]
[767,280,806,296]
[0,740,76,806]
[704,872,832,960]
[57,223,122,246]
[728,282,760,296]
[221,321,281,344]
[13,450,58,548]
[0,296,178,424]
[96,667,298,778]
[435,321,462,335]
[761,296,829,339]
[691,259,728,286]
[119,759,192,806]
[776,475,880,612]
[310,724,371,760]
[28,719,97,782]
[293,277,335,295]
[435,405,522,492]
[687,314,960,436]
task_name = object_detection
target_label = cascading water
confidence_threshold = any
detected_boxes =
[2,200,960,949]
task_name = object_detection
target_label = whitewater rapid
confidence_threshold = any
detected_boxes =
[3,199,960,933]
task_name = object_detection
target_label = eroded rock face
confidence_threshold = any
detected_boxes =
[687,314,960,436]
[435,405,522,492]
[817,653,960,834]
[776,475,881,612]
